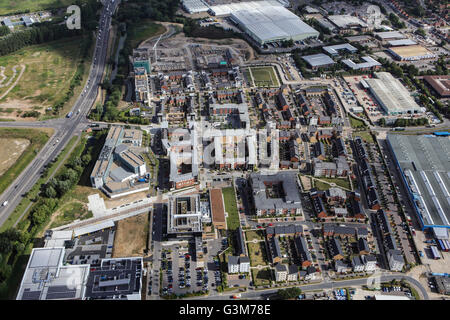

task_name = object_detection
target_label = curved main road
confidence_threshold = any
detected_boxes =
[0,0,120,227]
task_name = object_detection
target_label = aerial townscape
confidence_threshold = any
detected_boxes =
[0,0,449,304]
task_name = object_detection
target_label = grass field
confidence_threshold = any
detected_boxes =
[244,66,280,87]
[0,37,88,119]
[0,138,30,176]
[49,202,92,229]
[315,177,352,190]
[223,186,240,231]
[127,20,166,49]
[251,268,272,287]
[349,115,367,129]
[113,213,149,257]
[247,241,269,267]
[245,230,265,242]
[0,128,52,195]
[0,0,74,15]
[354,131,375,144]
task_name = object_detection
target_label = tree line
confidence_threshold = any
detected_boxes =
[0,130,105,297]
[0,0,100,57]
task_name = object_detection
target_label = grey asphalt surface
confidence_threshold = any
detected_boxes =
[0,0,119,227]
[188,274,429,300]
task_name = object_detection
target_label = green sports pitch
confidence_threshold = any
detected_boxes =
[244,66,280,87]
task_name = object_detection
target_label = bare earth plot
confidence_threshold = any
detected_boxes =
[112,213,149,258]
[0,138,30,176]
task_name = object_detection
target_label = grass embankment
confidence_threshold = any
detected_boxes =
[127,20,166,49]
[0,128,52,195]
[223,186,239,231]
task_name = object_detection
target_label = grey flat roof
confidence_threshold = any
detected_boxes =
[323,43,358,55]
[250,172,302,211]
[387,134,450,228]
[302,53,335,67]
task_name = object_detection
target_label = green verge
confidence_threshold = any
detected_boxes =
[223,186,239,231]
[0,135,78,233]
[0,128,52,195]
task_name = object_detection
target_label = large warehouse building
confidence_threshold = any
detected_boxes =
[365,72,422,115]
[226,1,319,46]
[388,45,436,61]
[387,134,450,230]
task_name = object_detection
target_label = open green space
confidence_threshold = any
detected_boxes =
[315,177,352,190]
[251,268,272,287]
[245,230,265,242]
[0,128,52,195]
[49,201,93,229]
[0,36,89,118]
[0,0,74,15]
[127,20,166,49]
[349,115,367,129]
[223,186,239,231]
[0,134,78,233]
[354,131,375,144]
[247,241,269,267]
[244,66,280,87]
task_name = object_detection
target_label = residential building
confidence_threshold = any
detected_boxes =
[287,265,299,281]
[352,256,365,272]
[250,172,303,216]
[387,249,405,272]
[275,264,288,282]
[362,255,377,272]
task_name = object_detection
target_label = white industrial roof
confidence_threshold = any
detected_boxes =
[302,53,335,67]
[375,31,405,40]
[182,0,209,13]
[29,247,64,268]
[327,15,368,29]
[342,56,381,70]
[73,220,115,237]
[388,39,417,46]
[366,72,422,114]
[229,2,319,43]
[323,43,358,55]
[209,0,283,16]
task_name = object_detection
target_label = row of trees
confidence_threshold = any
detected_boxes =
[0,131,104,297]
[0,0,99,57]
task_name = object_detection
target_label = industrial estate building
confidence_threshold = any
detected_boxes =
[365,72,422,115]
[388,45,436,61]
[227,1,319,46]
[302,53,336,69]
[322,43,358,56]
[90,126,148,198]
[387,134,450,230]
[423,75,450,98]
[181,0,209,13]
[342,56,382,71]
